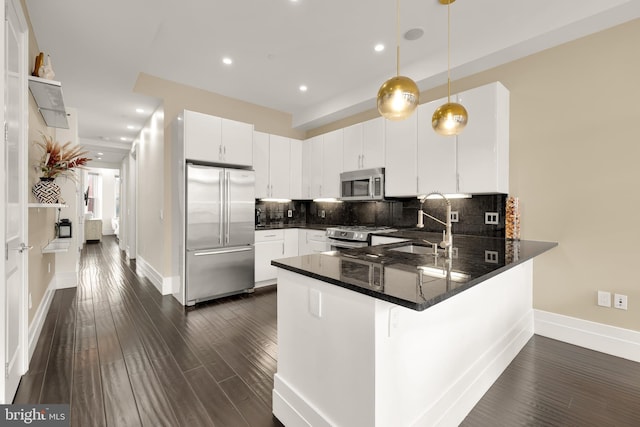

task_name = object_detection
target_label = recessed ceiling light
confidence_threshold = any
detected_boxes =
[299,85,308,92]
[97,152,104,156]
[127,125,135,130]
[97,157,102,160]
[135,108,144,114]
[374,44,385,52]
[120,137,128,141]
[222,57,233,65]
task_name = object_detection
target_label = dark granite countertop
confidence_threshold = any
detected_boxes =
[255,224,332,231]
[271,232,557,311]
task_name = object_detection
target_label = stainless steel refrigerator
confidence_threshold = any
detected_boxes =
[186,163,255,305]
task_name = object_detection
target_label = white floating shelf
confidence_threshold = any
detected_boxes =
[42,238,71,253]
[28,203,68,208]
[28,75,69,129]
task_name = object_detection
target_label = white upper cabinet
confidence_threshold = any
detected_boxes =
[321,129,343,198]
[184,110,222,163]
[289,139,303,200]
[253,131,293,199]
[307,136,323,199]
[343,123,363,172]
[343,117,385,171]
[417,98,457,195]
[361,117,385,170]
[269,135,291,199]
[301,139,313,199]
[183,110,253,166]
[220,118,253,166]
[384,112,418,197]
[253,131,270,199]
[456,82,509,194]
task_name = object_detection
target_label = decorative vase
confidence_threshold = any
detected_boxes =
[32,177,61,204]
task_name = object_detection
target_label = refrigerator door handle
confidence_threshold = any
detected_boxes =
[225,171,231,244]
[218,170,224,245]
[194,247,253,256]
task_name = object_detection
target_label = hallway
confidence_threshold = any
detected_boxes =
[13,237,640,426]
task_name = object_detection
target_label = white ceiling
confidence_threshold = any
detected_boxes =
[25,0,640,165]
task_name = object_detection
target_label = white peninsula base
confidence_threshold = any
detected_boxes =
[272,260,535,427]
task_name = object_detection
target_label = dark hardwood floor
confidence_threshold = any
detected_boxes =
[14,236,640,426]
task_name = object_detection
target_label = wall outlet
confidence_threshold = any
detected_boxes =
[613,293,628,310]
[48,262,51,273]
[597,290,611,307]
[485,212,499,225]
[287,209,293,218]
[450,211,459,223]
[320,210,325,218]
[484,250,499,264]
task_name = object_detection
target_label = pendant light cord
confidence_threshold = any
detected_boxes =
[447,0,451,103]
[396,0,400,76]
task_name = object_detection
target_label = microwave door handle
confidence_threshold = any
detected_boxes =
[370,177,374,198]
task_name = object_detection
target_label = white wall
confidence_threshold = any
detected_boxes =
[136,108,165,275]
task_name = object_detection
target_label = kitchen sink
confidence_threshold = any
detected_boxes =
[389,244,436,255]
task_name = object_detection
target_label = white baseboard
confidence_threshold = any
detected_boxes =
[136,256,171,295]
[28,278,56,361]
[255,279,277,288]
[163,275,177,296]
[534,310,640,363]
[55,271,78,289]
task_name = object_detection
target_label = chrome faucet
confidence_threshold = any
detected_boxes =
[417,192,453,258]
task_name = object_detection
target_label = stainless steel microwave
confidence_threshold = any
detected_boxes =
[340,167,385,201]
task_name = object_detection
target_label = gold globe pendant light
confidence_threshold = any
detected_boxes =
[377,0,419,121]
[432,0,468,136]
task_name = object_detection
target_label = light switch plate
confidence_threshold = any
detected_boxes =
[597,290,611,307]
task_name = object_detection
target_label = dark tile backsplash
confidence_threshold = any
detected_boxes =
[256,194,506,238]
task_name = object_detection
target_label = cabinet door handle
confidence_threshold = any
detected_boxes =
[282,242,285,255]
[361,154,365,168]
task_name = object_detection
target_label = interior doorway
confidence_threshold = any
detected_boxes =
[2,0,29,403]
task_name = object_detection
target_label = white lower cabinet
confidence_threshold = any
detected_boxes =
[298,229,329,255]
[255,230,285,286]
[284,229,298,257]
[255,229,300,286]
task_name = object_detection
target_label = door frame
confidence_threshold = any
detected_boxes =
[1,0,29,403]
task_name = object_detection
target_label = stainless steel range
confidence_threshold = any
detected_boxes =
[326,226,397,249]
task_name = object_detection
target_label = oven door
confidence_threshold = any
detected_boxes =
[327,238,368,251]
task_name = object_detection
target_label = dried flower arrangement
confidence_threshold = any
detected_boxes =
[34,133,91,180]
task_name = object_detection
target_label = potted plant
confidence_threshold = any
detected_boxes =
[32,133,91,204]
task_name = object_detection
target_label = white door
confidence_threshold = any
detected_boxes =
[3,0,28,403]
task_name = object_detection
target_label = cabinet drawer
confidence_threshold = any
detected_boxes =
[255,229,285,242]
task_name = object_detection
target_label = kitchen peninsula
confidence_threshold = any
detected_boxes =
[271,232,556,426]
